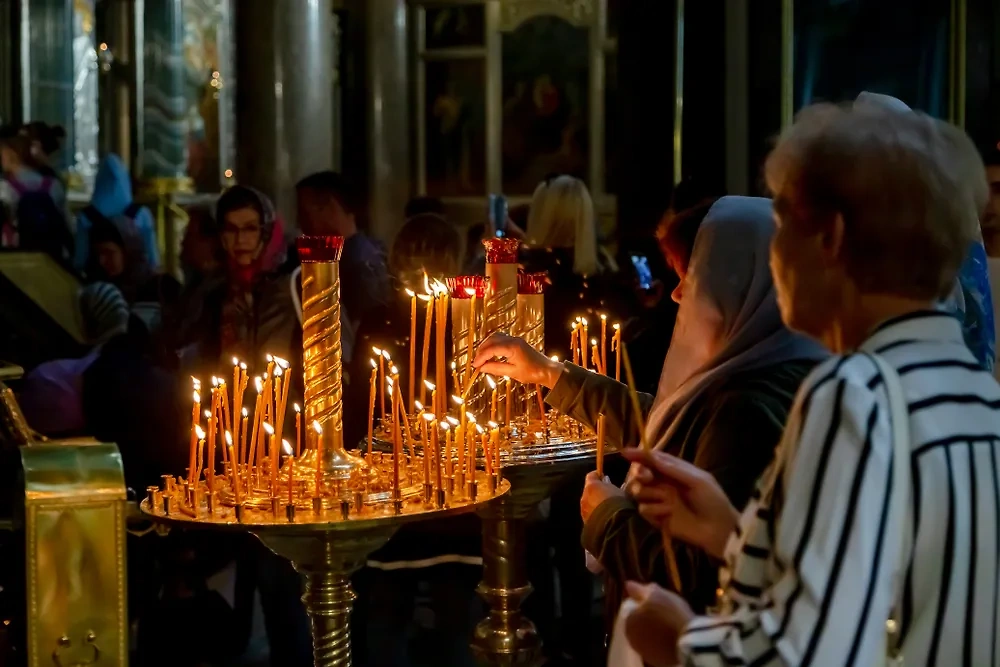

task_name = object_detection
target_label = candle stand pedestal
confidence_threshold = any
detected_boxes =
[471,435,604,667]
[141,468,509,667]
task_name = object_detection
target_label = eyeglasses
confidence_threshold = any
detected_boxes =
[222,223,261,241]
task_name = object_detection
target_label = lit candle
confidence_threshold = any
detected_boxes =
[189,389,200,485]
[406,288,417,411]
[454,395,466,444]
[263,422,276,496]
[488,376,498,423]
[434,282,449,416]
[232,357,241,419]
[421,412,432,484]
[227,432,242,503]
[240,407,248,469]
[466,413,478,476]
[249,377,263,470]
[596,413,606,476]
[368,359,377,459]
[442,421,453,482]
[274,360,292,446]
[373,346,386,423]
[613,323,622,381]
[465,286,477,384]
[570,321,579,366]
[425,380,437,426]
[419,289,434,406]
[313,420,324,496]
[220,380,231,436]
[284,440,294,506]
[504,376,512,428]
[451,361,460,397]
[206,400,216,488]
[433,419,443,492]
[489,421,500,478]
[591,339,602,375]
[265,355,276,417]
[294,403,302,457]
[194,425,206,482]
[536,385,548,441]
[481,425,491,476]
[600,314,608,375]
[580,317,589,369]
[391,383,401,498]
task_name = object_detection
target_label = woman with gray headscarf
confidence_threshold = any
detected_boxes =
[473,196,827,618]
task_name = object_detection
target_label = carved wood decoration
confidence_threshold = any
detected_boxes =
[498,0,597,31]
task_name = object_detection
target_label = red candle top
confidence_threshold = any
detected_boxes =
[517,272,548,295]
[447,275,486,298]
[482,238,520,264]
[297,235,345,263]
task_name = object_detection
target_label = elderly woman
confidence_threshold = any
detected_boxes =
[623,104,1000,666]
[474,197,826,623]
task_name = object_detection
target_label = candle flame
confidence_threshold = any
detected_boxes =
[488,421,499,429]
[255,377,263,393]
[211,376,219,386]
[581,317,588,326]
[591,338,598,346]
[282,439,292,455]
[423,273,431,294]
[487,376,497,390]
[204,409,212,419]
[263,422,274,435]
[312,420,322,434]
[372,346,384,357]
[242,407,248,417]
[370,358,377,369]
[464,287,476,296]
[601,313,607,321]
[570,323,577,331]
[391,365,399,375]
[274,367,283,377]
[551,355,560,362]
[613,322,621,330]
[387,385,394,396]
[446,416,459,426]
[195,425,205,439]
[440,422,451,432]
[294,403,301,413]
[503,375,511,382]
[240,361,247,370]
[588,368,597,373]
[225,431,233,445]
[232,356,239,366]
[193,390,200,403]
[418,293,432,302]
[192,376,201,388]
[415,400,424,411]
[266,354,274,362]
[477,424,485,434]
[467,413,478,424]
[451,360,457,370]
[405,288,415,297]
[274,356,290,369]
[452,395,464,405]
[382,349,392,360]
[424,380,436,391]
[422,412,435,422]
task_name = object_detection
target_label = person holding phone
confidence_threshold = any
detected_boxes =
[474,196,826,626]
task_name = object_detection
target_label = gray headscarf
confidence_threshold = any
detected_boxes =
[643,196,828,450]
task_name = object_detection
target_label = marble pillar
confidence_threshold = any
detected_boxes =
[235,0,335,229]
[141,0,188,179]
[365,0,410,242]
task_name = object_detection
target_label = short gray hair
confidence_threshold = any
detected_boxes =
[765,103,986,299]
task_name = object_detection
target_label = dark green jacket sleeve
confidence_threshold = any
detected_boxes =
[544,362,655,449]
[581,386,792,612]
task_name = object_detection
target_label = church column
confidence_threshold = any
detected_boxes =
[365,0,410,242]
[235,0,335,229]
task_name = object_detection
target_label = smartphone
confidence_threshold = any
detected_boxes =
[631,255,653,290]
[488,194,508,238]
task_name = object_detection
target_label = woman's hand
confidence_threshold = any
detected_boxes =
[580,470,624,522]
[473,333,565,388]
[623,581,693,667]
[622,449,741,560]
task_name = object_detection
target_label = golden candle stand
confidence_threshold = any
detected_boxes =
[140,452,509,667]
[372,413,611,666]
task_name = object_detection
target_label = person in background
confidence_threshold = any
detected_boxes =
[18,282,129,438]
[177,184,295,374]
[74,154,159,290]
[179,204,223,287]
[855,91,996,371]
[623,102,999,667]
[981,143,1000,380]
[295,171,390,341]
[22,122,66,180]
[0,126,70,260]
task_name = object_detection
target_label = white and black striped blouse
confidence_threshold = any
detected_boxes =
[679,311,1000,666]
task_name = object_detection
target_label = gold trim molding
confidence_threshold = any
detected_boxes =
[498,0,597,31]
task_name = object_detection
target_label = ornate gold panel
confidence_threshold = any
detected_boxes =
[498,0,597,32]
